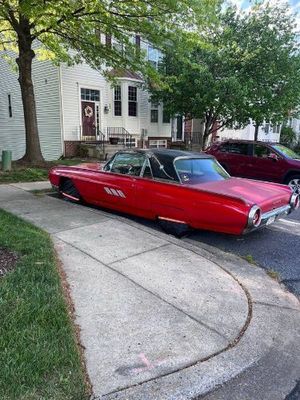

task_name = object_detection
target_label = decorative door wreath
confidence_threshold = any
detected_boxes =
[84,105,94,118]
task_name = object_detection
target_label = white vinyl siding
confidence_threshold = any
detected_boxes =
[0,55,62,161]
[60,62,107,140]
[0,57,25,160]
[32,59,62,159]
[218,121,281,143]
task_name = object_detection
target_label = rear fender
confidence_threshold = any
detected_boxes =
[186,188,251,234]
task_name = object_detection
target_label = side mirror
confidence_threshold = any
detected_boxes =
[268,153,279,161]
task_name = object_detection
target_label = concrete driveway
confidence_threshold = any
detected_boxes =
[1,182,300,400]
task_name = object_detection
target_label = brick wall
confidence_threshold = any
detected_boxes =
[64,141,80,157]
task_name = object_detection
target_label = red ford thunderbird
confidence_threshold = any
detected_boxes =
[49,149,299,236]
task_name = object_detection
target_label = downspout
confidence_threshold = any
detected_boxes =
[58,65,65,156]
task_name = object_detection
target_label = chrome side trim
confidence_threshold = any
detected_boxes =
[61,192,80,202]
[158,216,187,224]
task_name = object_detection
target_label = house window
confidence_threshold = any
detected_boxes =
[8,94,12,118]
[112,39,123,54]
[163,108,170,123]
[150,102,158,123]
[148,46,163,70]
[128,86,137,116]
[114,86,122,116]
[81,88,100,102]
[273,124,280,134]
[151,110,158,123]
[264,123,270,134]
[149,139,168,148]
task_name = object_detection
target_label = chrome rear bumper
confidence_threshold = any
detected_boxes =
[244,204,291,234]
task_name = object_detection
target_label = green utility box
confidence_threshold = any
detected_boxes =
[2,150,12,171]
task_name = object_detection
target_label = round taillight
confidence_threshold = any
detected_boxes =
[253,209,261,227]
[248,205,262,228]
[290,194,300,210]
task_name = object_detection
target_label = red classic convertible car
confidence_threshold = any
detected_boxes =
[49,149,299,236]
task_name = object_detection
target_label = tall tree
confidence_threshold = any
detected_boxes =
[149,3,300,148]
[0,0,219,163]
[238,2,300,141]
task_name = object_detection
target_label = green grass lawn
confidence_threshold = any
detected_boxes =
[0,210,89,400]
[0,159,86,184]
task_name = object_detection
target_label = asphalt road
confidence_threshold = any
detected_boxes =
[184,207,300,296]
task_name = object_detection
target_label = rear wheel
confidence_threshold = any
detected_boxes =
[60,179,81,202]
[285,175,300,195]
[158,219,191,238]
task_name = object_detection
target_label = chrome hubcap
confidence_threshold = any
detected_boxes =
[288,178,300,194]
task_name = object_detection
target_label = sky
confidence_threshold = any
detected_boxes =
[230,0,300,29]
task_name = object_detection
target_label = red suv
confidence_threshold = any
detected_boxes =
[206,140,300,194]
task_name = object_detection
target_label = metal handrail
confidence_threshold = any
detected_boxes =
[106,127,134,148]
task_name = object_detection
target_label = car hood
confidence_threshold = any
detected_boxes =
[191,178,292,212]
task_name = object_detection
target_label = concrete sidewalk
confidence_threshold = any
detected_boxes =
[0,182,299,400]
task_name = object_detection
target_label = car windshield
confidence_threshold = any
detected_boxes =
[272,144,300,159]
[174,158,230,184]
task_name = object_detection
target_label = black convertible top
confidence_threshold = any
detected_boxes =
[112,148,213,181]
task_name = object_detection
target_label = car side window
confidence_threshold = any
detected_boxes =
[150,157,178,181]
[109,153,145,176]
[254,145,271,158]
[220,143,250,155]
[219,143,231,152]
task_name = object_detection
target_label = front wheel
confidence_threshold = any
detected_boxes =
[60,179,81,202]
[285,175,300,195]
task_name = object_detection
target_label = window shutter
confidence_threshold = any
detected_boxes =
[106,34,112,47]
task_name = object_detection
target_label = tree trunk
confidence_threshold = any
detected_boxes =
[202,122,211,150]
[16,21,44,164]
[254,123,259,141]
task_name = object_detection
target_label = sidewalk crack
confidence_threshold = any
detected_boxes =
[254,301,300,312]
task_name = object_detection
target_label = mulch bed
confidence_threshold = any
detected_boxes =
[0,248,19,278]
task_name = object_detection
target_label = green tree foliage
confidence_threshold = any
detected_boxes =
[0,0,219,163]
[238,3,300,140]
[149,3,300,148]
[280,125,297,146]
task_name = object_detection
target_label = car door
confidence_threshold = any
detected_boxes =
[99,152,147,213]
[250,144,286,183]
[134,155,188,222]
[217,142,254,178]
